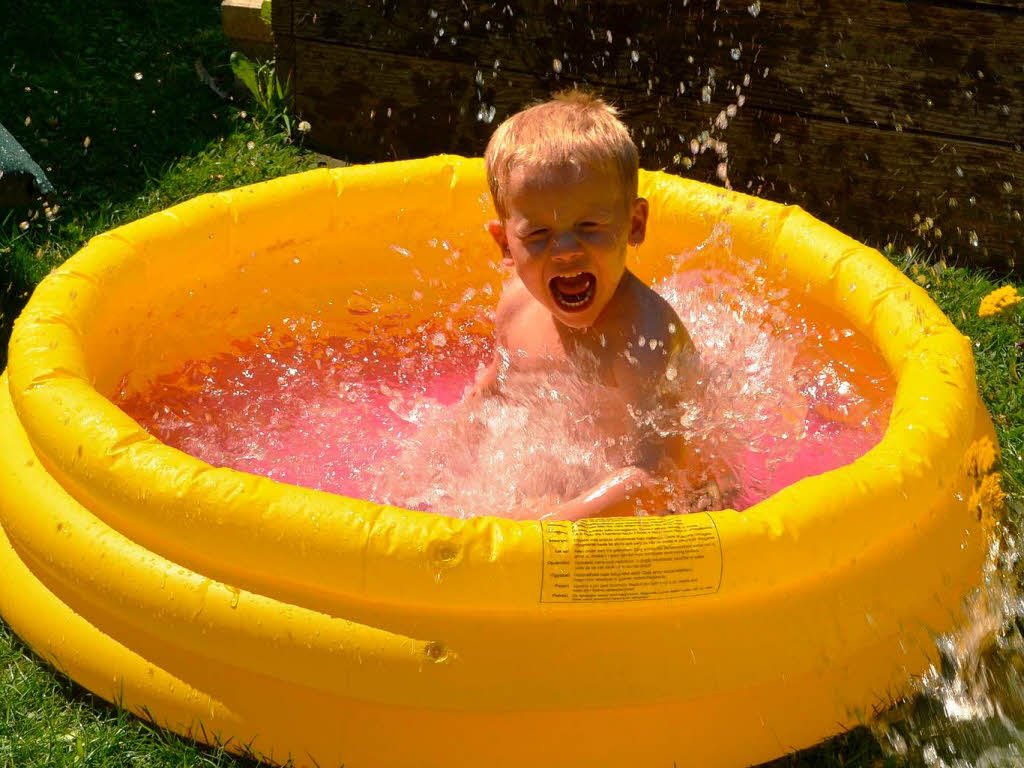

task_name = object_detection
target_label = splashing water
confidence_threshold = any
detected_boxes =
[117,225,893,518]
[871,522,1024,768]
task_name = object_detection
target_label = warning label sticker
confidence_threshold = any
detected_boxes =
[540,514,723,603]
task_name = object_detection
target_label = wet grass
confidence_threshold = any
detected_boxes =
[0,2,1022,767]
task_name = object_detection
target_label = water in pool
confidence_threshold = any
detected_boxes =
[117,224,893,519]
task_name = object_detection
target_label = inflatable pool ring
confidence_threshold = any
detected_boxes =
[0,157,996,768]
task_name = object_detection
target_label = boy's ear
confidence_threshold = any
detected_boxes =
[628,197,649,247]
[486,219,515,267]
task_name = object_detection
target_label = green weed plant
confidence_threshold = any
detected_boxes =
[229,53,294,138]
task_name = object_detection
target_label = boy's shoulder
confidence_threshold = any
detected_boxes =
[493,275,531,329]
[618,272,690,357]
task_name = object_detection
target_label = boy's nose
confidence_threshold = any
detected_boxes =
[550,232,582,259]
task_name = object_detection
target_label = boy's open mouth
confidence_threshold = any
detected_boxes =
[549,271,597,312]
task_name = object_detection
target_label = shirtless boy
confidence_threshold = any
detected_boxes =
[471,90,698,521]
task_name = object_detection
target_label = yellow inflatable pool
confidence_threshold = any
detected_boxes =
[0,156,996,767]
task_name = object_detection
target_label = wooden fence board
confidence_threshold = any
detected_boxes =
[276,0,1023,268]
[293,41,1021,265]
[944,1,1024,10]
[286,0,1024,145]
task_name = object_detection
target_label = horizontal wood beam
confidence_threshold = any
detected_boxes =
[289,40,1021,268]
[286,0,1023,146]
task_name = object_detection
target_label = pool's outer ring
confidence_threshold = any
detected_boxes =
[0,156,995,768]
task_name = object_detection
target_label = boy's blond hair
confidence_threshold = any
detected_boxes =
[484,90,639,219]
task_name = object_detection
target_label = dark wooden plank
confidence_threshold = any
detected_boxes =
[271,0,296,85]
[936,0,1024,10]
[270,0,292,37]
[291,41,1022,268]
[285,0,1024,146]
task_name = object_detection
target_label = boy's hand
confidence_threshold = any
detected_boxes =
[680,472,738,513]
[689,480,722,512]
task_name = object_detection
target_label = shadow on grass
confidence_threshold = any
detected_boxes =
[1,0,247,366]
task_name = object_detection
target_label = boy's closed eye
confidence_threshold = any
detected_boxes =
[515,223,548,239]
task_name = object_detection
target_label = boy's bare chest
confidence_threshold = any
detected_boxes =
[501,303,646,396]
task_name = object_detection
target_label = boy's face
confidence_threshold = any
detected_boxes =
[488,162,648,330]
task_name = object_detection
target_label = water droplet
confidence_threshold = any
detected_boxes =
[477,104,496,123]
[424,641,449,662]
[747,1,761,17]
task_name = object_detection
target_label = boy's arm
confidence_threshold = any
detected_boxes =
[465,349,502,401]
[541,320,700,522]
[539,466,670,521]
[463,280,522,402]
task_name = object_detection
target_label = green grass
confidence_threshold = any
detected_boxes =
[1,2,1022,767]
[0,0,316,367]
[0,622,262,768]
[890,252,1024,507]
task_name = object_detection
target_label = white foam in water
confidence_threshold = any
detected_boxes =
[119,224,893,519]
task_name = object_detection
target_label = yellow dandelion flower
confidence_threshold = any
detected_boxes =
[978,473,1006,515]
[979,501,998,533]
[968,488,982,516]
[967,472,1006,531]
[963,438,998,479]
[977,285,1022,318]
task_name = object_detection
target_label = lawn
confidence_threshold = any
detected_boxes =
[0,0,318,369]
[1,2,1021,767]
